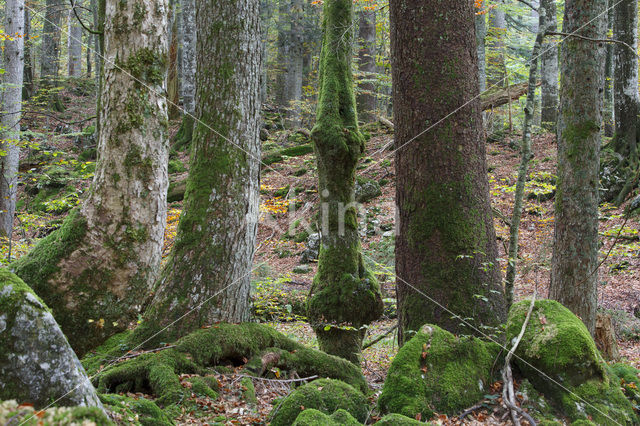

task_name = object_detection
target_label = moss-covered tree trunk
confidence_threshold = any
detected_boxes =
[390,0,506,345]
[306,0,383,364]
[550,0,606,336]
[173,0,196,149]
[12,0,169,356]
[135,0,262,345]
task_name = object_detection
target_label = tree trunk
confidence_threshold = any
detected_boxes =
[278,0,303,127]
[13,0,170,356]
[550,0,606,336]
[306,0,383,364]
[0,0,25,238]
[22,3,34,100]
[67,0,83,77]
[487,6,506,86]
[167,0,180,119]
[174,0,196,148]
[391,0,506,345]
[603,4,615,137]
[275,0,290,107]
[610,0,639,204]
[356,9,377,123]
[475,11,487,93]
[540,0,558,129]
[136,0,262,345]
[40,0,63,92]
[0,269,104,411]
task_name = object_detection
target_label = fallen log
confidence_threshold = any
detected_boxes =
[481,81,540,111]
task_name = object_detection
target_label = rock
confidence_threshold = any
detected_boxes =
[270,378,368,426]
[260,127,270,141]
[0,269,104,410]
[378,324,499,419]
[507,299,637,425]
[292,408,361,425]
[382,231,394,238]
[355,178,382,203]
[300,233,321,264]
[293,265,311,274]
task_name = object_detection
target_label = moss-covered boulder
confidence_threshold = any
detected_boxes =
[376,413,425,425]
[292,408,361,425]
[355,177,382,203]
[378,324,499,419]
[270,378,369,426]
[507,300,637,425]
[99,393,172,426]
[0,400,111,425]
[0,269,103,410]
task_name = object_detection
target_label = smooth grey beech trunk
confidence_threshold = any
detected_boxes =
[551,0,606,336]
[136,0,262,345]
[0,0,25,238]
[475,11,487,93]
[487,6,506,86]
[540,0,558,128]
[0,269,104,411]
[13,0,170,356]
[67,0,83,77]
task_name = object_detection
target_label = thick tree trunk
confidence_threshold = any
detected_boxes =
[0,0,25,238]
[67,0,83,77]
[475,11,487,93]
[550,0,606,336]
[540,0,558,129]
[137,0,262,345]
[22,3,34,100]
[13,0,169,356]
[0,269,104,411]
[167,0,180,120]
[391,0,506,345]
[306,0,382,364]
[174,0,196,148]
[40,0,63,84]
[356,9,377,123]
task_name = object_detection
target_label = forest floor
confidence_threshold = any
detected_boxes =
[10,82,640,424]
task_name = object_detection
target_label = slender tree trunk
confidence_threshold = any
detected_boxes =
[275,0,290,107]
[91,0,101,86]
[13,0,170,356]
[40,0,63,89]
[167,0,180,119]
[610,0,639,204]
[487,6,506,86]
[136,0,262,345]
[550,0,606,336]
[67,0,83,77]
[391,0,506,345]
[475,11,487,93]
[540,0,558,129]
[282,0,303,127]
[505,10,546,309]
[259,0,272,104]
[307,0,383,364]
[356,9,376,123]
[173,0,195,148]
[0,0,25,238]
[603,4,615,137]
[22,3,34,100]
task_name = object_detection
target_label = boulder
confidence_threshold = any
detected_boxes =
[300,233,321,264]
[292,408,361,425]
[270,378,368,426]
[378,324,499,419]
[506,299,636,425]
[0,269,103,410]
[355,178,382,203]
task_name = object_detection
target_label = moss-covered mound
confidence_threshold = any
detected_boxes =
[0,269,103,409]
[0,400,111,425]
[292,408,361,425]
[100,394,173,426]
[378,324,499,419]
[507,300,637,425]
[92,323,366,408]
[270,378,368,426]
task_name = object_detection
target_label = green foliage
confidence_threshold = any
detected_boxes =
[251,274,307,322]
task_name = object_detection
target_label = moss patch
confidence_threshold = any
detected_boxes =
[378,324,499,419]
[292,408,361,425]
[100,393,173,425]
[0,400,111,425]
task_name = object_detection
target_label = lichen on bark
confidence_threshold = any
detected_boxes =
[306,0,383,364]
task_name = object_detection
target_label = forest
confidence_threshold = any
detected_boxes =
[1,0,640,424]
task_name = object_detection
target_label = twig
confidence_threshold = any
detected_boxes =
[458,402,488,420]
[69,0,102,35]
[515,0,538,11]
[115,344,176,361]
[362,323,398,350]
[546,31,638,58]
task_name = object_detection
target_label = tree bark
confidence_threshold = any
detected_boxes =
[391,0,506,345]
[356,9,377,123]
[550,0,606,336]
[0,269,104,411]
[475,10,487,93]
[487,6,507,86]
[22,3,34,100]
[167,0,180,119]
[603,5,615,137]
[40,0,64,84]
[13,0,170,356]
[67,0,83,77]
[173,0,196,148]
[306,0,383,364]
[137,0,262,345]
[540,0,558,128]
[0,0,25,238]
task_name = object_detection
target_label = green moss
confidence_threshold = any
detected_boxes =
[507,300,637,425]
[100,393,173,425]
[273,184,291,198]
[240,376,257,405]
[172,114,194,151]
[82,330,133,375]
[262,143,314,165]
[0,400,112,425]
[292,408,361,425]
[168,159,186,174]
[123,47,166,86]
[378,324,499,419]
[376,413,424,425]
[187,376,218,399]
[270,378,369,426]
